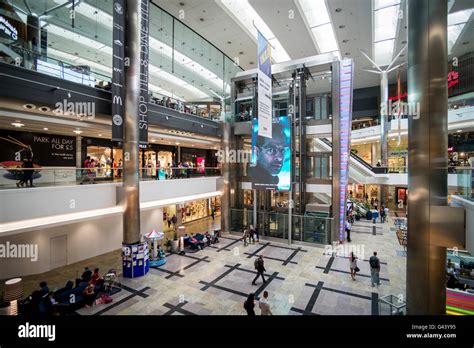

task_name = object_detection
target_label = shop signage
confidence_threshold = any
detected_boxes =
[111,0,125,142]
[257,30,272,139]
[448,71,459,89]
[0,15,18,41]
[0,129,76,167]
[138,0,149,145]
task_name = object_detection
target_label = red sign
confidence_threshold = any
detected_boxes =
[448,71,459,89]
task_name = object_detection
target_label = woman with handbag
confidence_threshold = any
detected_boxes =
[349,252,359,281]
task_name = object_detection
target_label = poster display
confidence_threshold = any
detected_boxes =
[138,0,149,144]
[111,0,125,141]
[250,116,291,191]
[257,30,272,139]
[0,130,75,168]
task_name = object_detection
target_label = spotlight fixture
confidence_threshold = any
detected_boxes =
[73,129,83,134]
[11,122,24,128]
[43,127,48,131]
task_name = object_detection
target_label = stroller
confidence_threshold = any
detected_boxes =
[103,269,120,292]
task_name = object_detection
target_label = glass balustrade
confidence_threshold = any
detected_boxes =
[0,167,221,189]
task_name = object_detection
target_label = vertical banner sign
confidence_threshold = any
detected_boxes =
[338,58,354,241]
[257,31,272,139]
[111,0,125,142]
[138,0,149,144]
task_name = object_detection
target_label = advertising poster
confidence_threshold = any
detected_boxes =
[0,130,76,183]
[250,116,291,191]
[111,0,125,141]
[257,30,272,138]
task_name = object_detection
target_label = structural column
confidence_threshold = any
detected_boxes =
[407,0,448,314]
[122,0,143,245]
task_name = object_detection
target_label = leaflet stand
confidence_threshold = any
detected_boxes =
[122,241,149,278]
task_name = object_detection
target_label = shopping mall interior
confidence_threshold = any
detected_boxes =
[0,0,473,322]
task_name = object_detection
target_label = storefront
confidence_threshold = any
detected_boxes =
[388,137,408,173]
[177,196,221,224]
[180,147,218,168]
[82,137,118,180]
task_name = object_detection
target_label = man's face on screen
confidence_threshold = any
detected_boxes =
[257,138,284,175]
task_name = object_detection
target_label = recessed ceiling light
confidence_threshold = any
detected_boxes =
[249,61,254,65]
[402,40,407,44]
[11,122,24,128]
[335,8,342,12]
[339,25,345,29]
[43,127,48,131]
[227,41,232,44]
[151,139,156,142]
[73,129,82,134]
[457,130,462,133]
[342,39,349,43]
[462,41,469,45]
[199,18,204,22]
[98,134,102,137]
[345,52,350,55]
[176,142,180,145]
[179,2,185,5]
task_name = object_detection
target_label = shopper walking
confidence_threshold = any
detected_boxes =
[252,255,266,285]
[345,219,352,242]
[242,227,248,246]
[369,251,381,287]
[349,252,358,281]
[259,291,273,315]
[211,208,215,221]
[249,225,256,244]
[243,293,255,315]
[171,214,178,231]
[254,225,260,243]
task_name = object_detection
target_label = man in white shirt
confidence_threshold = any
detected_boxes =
[259,291,273,315]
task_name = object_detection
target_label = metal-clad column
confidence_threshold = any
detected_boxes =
[221,121,231,233]
[407,0,448,314]
[380,71,389,206]
[122,0,143,245]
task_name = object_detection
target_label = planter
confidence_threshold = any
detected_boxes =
[171,240,179,252]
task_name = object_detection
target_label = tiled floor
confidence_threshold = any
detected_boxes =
[11,214,406,315]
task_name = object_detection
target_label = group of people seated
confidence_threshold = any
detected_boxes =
[20,267,115,318]
[183,232,219,250]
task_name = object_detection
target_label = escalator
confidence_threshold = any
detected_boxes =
[315,138,389,184]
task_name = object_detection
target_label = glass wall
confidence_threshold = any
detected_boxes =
[3,0,242,117]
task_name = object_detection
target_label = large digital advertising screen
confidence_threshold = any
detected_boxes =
[250,116,291,191]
